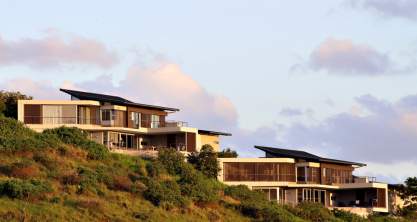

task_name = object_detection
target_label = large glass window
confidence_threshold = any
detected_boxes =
[301,188,326,205]
[151,115,160,128]
[101,110,114,121]
[131,112,141,128]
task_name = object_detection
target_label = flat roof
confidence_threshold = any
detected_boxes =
[198,129,232,136]
[60,88,179,112]
[254,145,366,167]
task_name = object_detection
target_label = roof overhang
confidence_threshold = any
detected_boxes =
[60,88,179,112]
[198,129,232,136]
[254,145,366,167]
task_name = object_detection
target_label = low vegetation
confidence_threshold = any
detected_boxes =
[0,115,415,221]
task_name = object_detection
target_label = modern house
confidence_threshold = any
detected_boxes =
[17,88,231,156]
[218,146,389,216]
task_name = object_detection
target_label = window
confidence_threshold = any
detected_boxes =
[101,110,114,121]
[151,115,160,128]
[131,112,141,128]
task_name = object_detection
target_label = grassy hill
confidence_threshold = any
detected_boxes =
[0,116,411,222]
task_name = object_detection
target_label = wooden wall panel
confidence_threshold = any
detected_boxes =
[223,162,296,182]
[186,132,196,152]
[377,188,386,208]
[24,104,42,124]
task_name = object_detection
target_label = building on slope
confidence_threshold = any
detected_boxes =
[17,88,231,156]
[218,145,389,216]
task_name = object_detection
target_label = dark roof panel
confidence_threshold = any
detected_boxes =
[60,88,179,111]
[198,129,232,136]
[254,145,366,167]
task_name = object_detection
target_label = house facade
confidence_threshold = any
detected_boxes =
[218,146,389,216]
[17,89,231,156]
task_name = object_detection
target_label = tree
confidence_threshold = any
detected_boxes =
[399,177,417,204]
[218,148,238,158]
[397,177,417,219]
[0,91,32,118]
[187,144,220,179]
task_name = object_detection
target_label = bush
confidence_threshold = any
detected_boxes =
[43,127,109,160]
[0,117,59,152]
[157,148,185,175]
[187,144,220,179]
[287,202,341,222]
[224,185,305,222]
[145,161,165,178]
[333,209,367,222]
[178,164,222,203]
[0,179,52,200]
[218,148,238,158]
[144,179,189,208]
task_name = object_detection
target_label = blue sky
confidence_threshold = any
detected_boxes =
[1,0,417,182]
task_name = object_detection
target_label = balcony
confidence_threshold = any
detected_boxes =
[353,176,377,184]
[24,116,188,129]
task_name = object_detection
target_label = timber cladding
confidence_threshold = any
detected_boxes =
[24,104,42,124]
[186,132,196,152]
[320,163,354,184]
[222,162,296,182]
[377,188,386,208]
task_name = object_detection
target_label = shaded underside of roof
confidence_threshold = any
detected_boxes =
[198,129,232,136]
[254,145,366,167]
[60,88,179,112]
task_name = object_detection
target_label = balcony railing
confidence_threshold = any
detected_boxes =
[25,116,101,125]
[24,116,188,129]
[322,176,354,185]
[354,176,377,183]
[109,144,187,152]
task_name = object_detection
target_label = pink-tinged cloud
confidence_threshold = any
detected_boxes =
[0,33,118,69]
[310,38,390,75]
[347,0,417,21]
[62,61,238,132]
[0,78,65,99]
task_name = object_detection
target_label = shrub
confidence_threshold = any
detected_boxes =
[287,202,341,222]
[333,208,367,222]
[144,179,189,208]
[0,117,59,152]
[218,148,238,158]
[224,185,305,222]
[0,179,52,200]
[146,161,165,178]
[187,144,220,179]
[76,166,99,194]
[178,164,222,203]
[43,127,108,160]
[157,148,185,175]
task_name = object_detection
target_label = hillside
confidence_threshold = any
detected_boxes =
[0,116,412,222]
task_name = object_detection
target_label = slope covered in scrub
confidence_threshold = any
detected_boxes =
[0,116,411,222]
